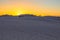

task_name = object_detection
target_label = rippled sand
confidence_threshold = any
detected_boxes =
[0,16,60,40]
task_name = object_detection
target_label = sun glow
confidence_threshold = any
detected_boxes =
[15,10,24,16]
[0,1,60,17]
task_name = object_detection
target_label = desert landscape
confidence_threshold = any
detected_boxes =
[0,15,60,40]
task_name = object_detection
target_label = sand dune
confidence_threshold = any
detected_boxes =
[0,15,60,40]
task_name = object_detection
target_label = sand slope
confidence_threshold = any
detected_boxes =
[0,16,60,40]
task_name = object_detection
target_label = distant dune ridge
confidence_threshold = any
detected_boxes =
[0,14,60,22]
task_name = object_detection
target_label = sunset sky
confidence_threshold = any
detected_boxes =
[0,0,60,16]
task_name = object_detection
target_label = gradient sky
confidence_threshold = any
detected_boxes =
[0,0,60,16]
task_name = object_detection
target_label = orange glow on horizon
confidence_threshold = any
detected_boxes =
[0,2,60,17]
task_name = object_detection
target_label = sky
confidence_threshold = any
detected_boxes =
[0,0,60,16]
